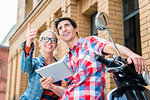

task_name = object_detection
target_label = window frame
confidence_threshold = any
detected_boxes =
[90,12,98,36]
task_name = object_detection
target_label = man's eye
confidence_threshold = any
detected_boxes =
[58,27,62,30]
[65,24,69,26]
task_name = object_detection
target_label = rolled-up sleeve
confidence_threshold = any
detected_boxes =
[20,41,35,74]
[90,36,110,55]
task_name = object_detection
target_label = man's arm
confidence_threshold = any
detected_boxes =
[103,43,147,74]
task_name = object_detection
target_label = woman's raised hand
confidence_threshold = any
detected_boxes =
[26,23,38,47]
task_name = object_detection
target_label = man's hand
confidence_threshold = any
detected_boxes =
[127,53,147,74]
[40,77,55,90]
[26,23,38,47]
[103,43,147,74]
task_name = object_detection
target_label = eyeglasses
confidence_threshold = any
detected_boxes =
[41,37,57,44]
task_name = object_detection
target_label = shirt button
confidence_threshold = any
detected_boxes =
[37,97,39,99]
[40,87,42,89]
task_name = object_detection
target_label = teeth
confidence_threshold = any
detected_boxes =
[46,46,52,48]
[64,33,69,36]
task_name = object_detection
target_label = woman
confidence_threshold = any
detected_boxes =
[20,23,61,100]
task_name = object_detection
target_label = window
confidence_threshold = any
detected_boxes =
[123,0,138,17]
[91,12,98,36]
[123,0,141,55]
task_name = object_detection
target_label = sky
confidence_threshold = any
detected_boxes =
[0,0,18,43]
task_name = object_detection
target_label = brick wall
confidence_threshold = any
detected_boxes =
[0,46,9,100]
[97,0,123,94]
[139,0,150,89]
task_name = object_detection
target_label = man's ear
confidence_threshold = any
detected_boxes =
[75,27,79,32]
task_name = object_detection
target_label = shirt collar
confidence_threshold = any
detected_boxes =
[68,38,84,53]
[39,54,58,65]
[39,55,45,63]
[76,37,84,47]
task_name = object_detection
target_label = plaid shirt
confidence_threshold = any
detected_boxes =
[59,36,109,100]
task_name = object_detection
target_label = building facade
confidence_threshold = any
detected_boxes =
[0,46,9,100]
[0,25,16,47]
[6,0,150,100]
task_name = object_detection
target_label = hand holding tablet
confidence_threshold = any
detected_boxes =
[35,60,74,82]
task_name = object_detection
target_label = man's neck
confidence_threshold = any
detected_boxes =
[67,37,79,49]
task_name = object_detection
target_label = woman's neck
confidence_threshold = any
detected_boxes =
[41,52,56,64]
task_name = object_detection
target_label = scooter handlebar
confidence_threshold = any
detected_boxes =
[94,54,121,67]
[94,54,111,66]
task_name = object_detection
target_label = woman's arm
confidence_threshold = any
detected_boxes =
[20,42,35,74]
[21,23,37,74]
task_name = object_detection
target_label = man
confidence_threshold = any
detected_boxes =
[40,17,147,100]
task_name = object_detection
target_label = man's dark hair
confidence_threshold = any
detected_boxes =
[54,17,78,35]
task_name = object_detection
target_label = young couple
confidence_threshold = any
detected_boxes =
[20,17,147,100]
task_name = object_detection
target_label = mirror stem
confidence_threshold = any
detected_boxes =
[105,29,120,57]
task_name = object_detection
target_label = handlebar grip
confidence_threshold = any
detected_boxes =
[94,54,111,67]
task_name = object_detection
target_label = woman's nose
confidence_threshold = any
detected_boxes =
[47,40,52,43]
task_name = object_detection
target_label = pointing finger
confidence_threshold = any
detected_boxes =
[28,23,31,31]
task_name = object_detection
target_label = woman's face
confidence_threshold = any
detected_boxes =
[39,32,57,54]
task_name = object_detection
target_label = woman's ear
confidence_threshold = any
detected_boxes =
[55,43,58,49]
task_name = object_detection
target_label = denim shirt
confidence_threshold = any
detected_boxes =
[20,42,58,100]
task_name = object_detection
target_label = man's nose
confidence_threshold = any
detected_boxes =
[62,26,67,31]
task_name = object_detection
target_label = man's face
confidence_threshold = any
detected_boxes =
[57,20,78,42]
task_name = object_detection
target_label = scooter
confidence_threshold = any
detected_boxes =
[94,12,150,100]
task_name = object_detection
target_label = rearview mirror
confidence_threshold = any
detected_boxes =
[95,12,109,30]
[95,12,120,57]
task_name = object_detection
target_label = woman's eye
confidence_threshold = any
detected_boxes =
[52,39,55,42]
[43,38,48,41]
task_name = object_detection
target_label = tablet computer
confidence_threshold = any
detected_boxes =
[35,60,74,82]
